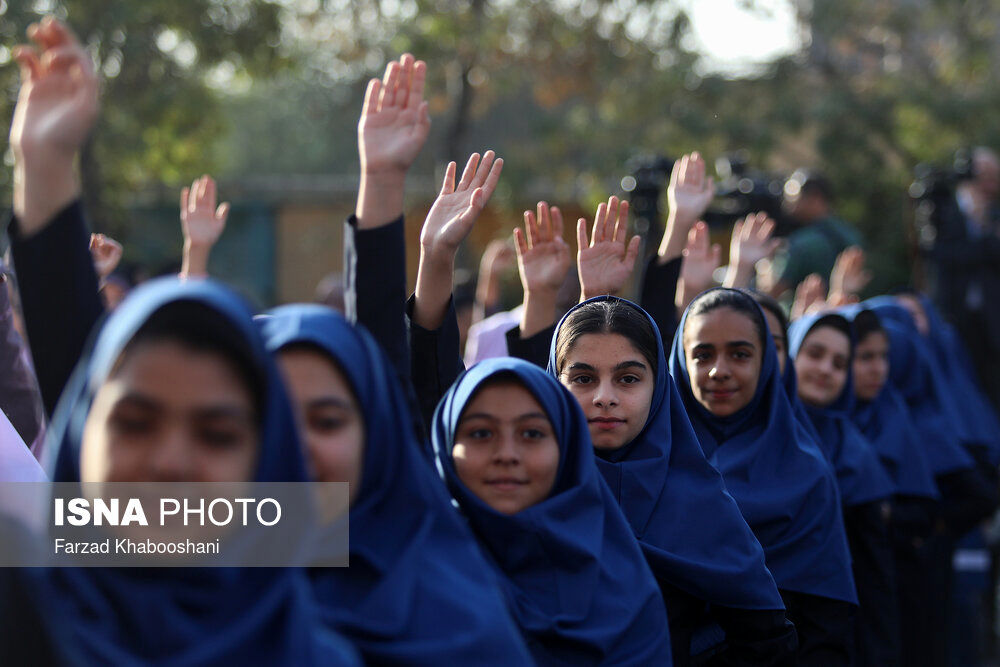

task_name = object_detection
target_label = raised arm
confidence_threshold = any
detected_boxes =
[515,202,571,337]
[722,212,780,288]
[8,17,103,416]
[180,175,230,279]
[658,152,715,265]
[675,222,721,312]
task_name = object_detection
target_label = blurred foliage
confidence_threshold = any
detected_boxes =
[4,0,1000,292]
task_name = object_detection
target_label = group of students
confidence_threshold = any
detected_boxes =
[2,16,999,666]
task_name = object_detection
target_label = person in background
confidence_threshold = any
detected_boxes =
[762,170,862,302]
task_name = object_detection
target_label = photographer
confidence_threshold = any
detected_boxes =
[920,147,1000,412]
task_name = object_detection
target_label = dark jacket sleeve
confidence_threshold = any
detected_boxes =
[406,294,465,432]
[505,324,554,369]
[8,201,104,417]
[640,256,682,347]
[705,607,798,667]
[0,271,45,446]
[343,214,410,384]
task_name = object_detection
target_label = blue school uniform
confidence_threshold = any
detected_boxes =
[260,304,532,666]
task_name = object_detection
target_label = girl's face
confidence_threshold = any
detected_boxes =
[277,348,364,503]
[80,340,259,483]
[558,333,655,450]
[683,308,762,417]
[453,381,560,515]
[853,331,889,402]
[795,326,851,407]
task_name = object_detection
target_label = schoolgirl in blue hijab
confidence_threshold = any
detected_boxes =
[669,288,857,666]
[432,357,672,665]
[41,278,359,666]
[788,312,899,666]
[259,304,532,665]
[547,296,795,666]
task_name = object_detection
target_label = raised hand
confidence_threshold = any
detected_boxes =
[676,221,721,311]
[420,151,504,263]
[791,273,828,320]
[355,54,432,229]
[10,17,99,235]
[577,196,641,300]
[659,152,715,263]
[180,175,230,279]
[723,212,781,288]
[413,151,503,330]
[358,54,430,176]
[89,233,123,280]
[515,202,571,295]
[828,246,871,302]
[10,18,98,161]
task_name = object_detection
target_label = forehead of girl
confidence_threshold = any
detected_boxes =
[804,325,851,356]
[459,380,552,426]
[684,307,760,352]
[562,333,652,374]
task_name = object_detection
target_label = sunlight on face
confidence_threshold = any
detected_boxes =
[683,308,762,417]
[853,331,889,402]
[278,348,364,504]
[795,326,851,408]
[80,340,258,483]
[559,333,655,450]
[453,382,560,515]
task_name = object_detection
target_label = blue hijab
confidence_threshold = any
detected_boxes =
[548,296,784,611]
[669,289,857,604]
[432,357,672,665]
[837,308,939,499]
[914,295,1000,465]
[787,313,895,507]
[863,298,974,475]
[43,278,359,666]
[259,304,532,665]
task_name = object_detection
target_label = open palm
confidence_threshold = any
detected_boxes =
[10,18,98,159]
[421,151,503,258]
[515,202,571,294]
[358,54,430,174]
[577,196,641,299]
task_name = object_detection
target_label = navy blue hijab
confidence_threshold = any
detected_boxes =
[669,289,857,604]
[260,304,532,665]
[43,278,359,666]
[863,298,974,475]
[838,308,939,499]
[787,313,895,507]
[548,296,785,611]
[432,357,672,665]
[913,295,1000,465]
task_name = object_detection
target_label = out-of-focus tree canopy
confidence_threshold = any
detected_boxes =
[4,0,1000,292]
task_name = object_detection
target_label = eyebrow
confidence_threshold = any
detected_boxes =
[306,397,356,411]
[566,360,646,372]
[114,393,254,422]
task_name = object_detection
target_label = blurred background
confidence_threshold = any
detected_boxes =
[2,0,999,308]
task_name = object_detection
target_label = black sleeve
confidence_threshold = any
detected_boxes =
[8,201,105,417]
[406,294,465,434]
[343,214,410,384]
[0,273,44,446]
[935,466,999,538]
[703,607,798,667]
[505,324,553,369]
[779,590,855,666]
[640,256,682,347]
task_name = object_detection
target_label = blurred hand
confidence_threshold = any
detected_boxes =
[515,201,571,296]
[181,175,230,249]
[731,212,780,269]
[358,54,431,176]
[10,17,98,162]
[89,233,122,280]
[577,196,641,300]
[829,246,871,300]
[420,151,504,263]
[791,273,828,320]
[680,222,721,294]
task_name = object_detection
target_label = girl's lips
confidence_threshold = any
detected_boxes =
[708,389,736,400]
[589,417,625,431]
